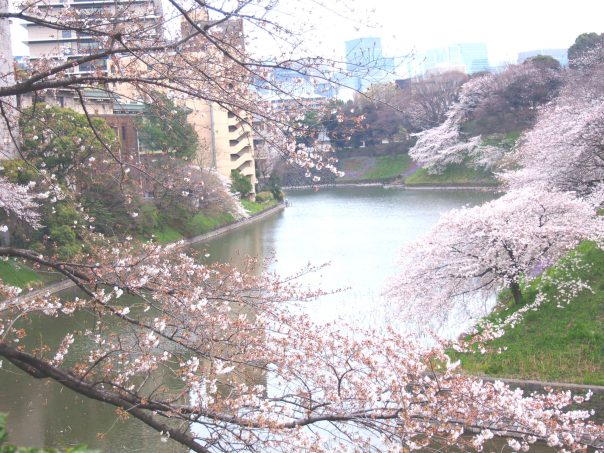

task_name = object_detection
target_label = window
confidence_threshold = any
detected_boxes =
[78,59,107,72]
[62,30,71,38]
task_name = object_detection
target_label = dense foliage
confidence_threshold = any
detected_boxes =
[136,93,199,159]
[230,169,253,196]
[409,60,563,174]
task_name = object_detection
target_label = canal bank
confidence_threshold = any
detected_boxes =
[2,187,600,451]
[478,376,604,423]
[284,182,499,191]
[7,203,285,304]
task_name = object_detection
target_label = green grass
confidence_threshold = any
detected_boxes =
[184,211,235,237]
[451,242,604,385]
[0,259,50,289]
[362,155,413,180]
[151,225,183,244]
[241,199,277,215]
[481,131,521,149]
[339,157,370,176]
[405,164,498,186]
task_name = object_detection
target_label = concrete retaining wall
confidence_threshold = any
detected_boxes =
[177,202,285,248]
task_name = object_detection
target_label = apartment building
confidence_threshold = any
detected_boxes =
[180,11,257,189]
[0,0,17,158]
[19,3,257,189]
[24,0,162,72]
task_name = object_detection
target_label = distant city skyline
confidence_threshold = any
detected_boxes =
[9,0,604,75]
[517,48,568,66]
[345,37,396,91]
[250,0,604,71]
[400,42,490,78]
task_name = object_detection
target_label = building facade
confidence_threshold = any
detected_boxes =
[24,0,162,73]
[19,3,257,190]
[404,42,490,78]
[180,12,257,189]
[0,0,17,159]
[345,37,396,92]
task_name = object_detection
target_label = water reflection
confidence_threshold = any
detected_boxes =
[0,186,496,451]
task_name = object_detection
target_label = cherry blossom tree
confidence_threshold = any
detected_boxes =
[0,176,40,228]
[1,240,603,451]
[568,32,604,69]
[394,71,468,132]
[385,189,604,319]
[409,62,562,174]
[503,63,604,196]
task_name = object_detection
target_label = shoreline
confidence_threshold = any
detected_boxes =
[7,200,602,415]
[177,202,285,248]
[9,203,286,303]
[477,374,604,393]
[284,182,500,191]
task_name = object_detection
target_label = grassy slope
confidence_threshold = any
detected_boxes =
[150,225,183,244]
[452,242,604,385]
[184,211,235,236]
[362,155,413,180]
[241,199,277,215]
[404,164,498,186]
[336,155,498,186]
[0,259,58,289]
[338,155,414,182]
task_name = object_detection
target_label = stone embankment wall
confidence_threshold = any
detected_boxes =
[178,202,284,248]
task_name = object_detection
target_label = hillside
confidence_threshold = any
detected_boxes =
[451,241,604,386]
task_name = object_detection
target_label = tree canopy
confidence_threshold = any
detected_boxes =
[136,93,199,159]
[385,189,604,318]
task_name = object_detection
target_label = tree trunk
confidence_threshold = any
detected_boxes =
[510,281,522,306]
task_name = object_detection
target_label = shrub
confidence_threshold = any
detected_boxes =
[137,203,162,235]
[230,170,252,197]
[267,173,284,201]
[255,191,274,203]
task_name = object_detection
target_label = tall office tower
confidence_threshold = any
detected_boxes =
[407,42,490,77]
[345,37,395,92]
[458,42,490,74]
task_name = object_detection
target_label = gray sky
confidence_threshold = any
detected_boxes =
[300,0,604,64]
[11,0,604,66]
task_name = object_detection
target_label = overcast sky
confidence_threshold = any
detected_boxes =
[11,0,604,66]
[297,0,604,64]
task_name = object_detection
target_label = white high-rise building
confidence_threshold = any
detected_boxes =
[0,0,17,158]
[405,42,490,78]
